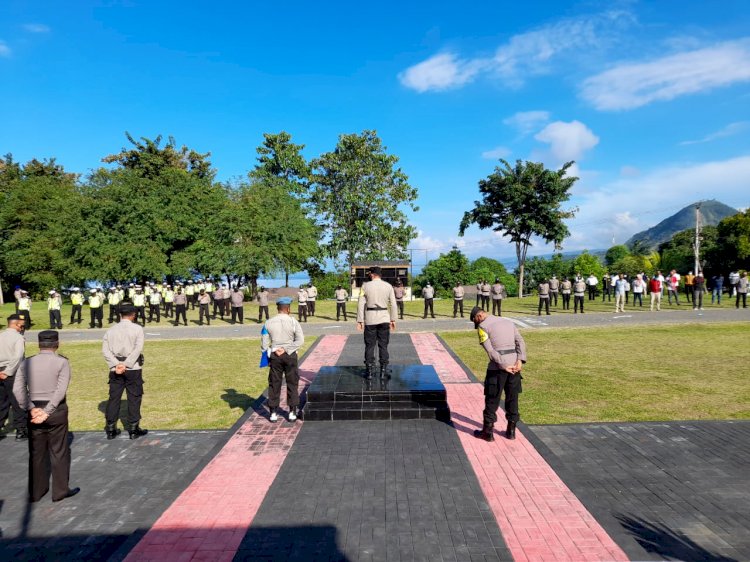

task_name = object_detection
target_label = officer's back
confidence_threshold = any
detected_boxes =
[357,278,397,325]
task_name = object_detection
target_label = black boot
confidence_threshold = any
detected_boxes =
[105,423,121,440]
[473,423,494,442]
[128,423,148,440]
[15,428,29,441]
[379,363,391,379]
[364,363,375,380]
[506,421,517,440]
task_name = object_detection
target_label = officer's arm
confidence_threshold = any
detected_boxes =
[12,360,29,411]
[124,329,145,369]
[102,333,118,369]
[514,327,527,364]
[261,324,270,352]
[356,290,366,323]
[292,321,304,349]
[5,337,25,378]
[389,287,398,322]
[44,359,71,415]
[478,328,504,366]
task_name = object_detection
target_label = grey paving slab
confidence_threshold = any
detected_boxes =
[525,420,750,562]
[235,420,513,561]
[0,429,226,561]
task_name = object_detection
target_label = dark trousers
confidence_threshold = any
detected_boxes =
[481,295,490,309]
[693,290,703,308]
[737,293,747,308]
[550,291,558,306]
[587,286,595,300]
[175,304,187,325]
[483,369,521,425]
[308,300,316,316]
[491,299,502,316]
[267,352,299,410]
[148,303,160,323]
[49,309,63,329]
[28,402,71,502]
[70,304,82,324]
[423,298,434,318]
[90,307,103,328]
[105,369,144,426]
[298,304,307,322]
[602,287,610,302]
[538,297,550,315]
[108,304,120,323]
[258,306,269,321]
[475,294,481,307]
[454,299,465,317]
[685,285,693,303]
[0,376,26,431]
[336,302,347,321]
[164,302,173,318]
[396,301,404,319]
[574,295,584,312]
[189,294,196,310]
[213,299,222,317]
[231,306,244,323]
[135,306,146,325]
[18,310,31,327]
[668,290,680,305]
[199,303,211,325]
[364,323,390,366]
[562,293,571,310]
[633,293,643,307]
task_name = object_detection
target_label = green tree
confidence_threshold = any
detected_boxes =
[707,209,750,272]
[459,159,578,297]
[611,255,655,278]
[311,130,419,267]
[605,244,630,266]
[468,257,518,297]
[570,251,605,280]
[659,226,718,273]
[251,132,310,189]
[413,247,471,297]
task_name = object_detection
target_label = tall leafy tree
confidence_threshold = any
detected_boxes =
[251,132,310,188]
[459,159,578,297]
[311,130,419,268]
[659,226,718,273]
[413,247,470,296]
[469,257,518,297]
[605,244,630,266]
[706,209,750,273]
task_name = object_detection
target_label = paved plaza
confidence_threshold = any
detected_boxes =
[0,332,748,561]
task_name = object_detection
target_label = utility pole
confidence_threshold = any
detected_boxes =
[693,202,702,274]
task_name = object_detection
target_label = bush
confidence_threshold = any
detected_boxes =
[310,271,350,299]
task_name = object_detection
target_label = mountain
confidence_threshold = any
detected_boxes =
[626,200,738,249]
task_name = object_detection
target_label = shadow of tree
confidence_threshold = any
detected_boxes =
[616,514,737,562]
[220,389,255,412]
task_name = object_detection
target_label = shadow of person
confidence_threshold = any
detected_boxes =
[220,389,254,412]
[97,400,129,427]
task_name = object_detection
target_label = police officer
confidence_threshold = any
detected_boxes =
[548,275,560,307]
[393,280,405,320]
[14,330,80,502]
[537,279,551,316]
[185,280,196,309]
[297,285,308,323]
[335,284,349,321]
[107,287,122,323]
[173,286,188,326]
[230,286,245,324]
[453,282,465,318]
[306,283,318,316]
[422,283,435,319]
[573,277,586,313]
[88,288,104,328]
[475,280,483,307]
[132,286,147,325]
[163,285,175,319]
[470,307,526,441]
[491,278,504,316]
[0,314,27,440]
[480,280,491,310]
[560,278,572,310]
[197,289,211,325]
[18,290,33,328]
[48,290,63,329]
[212,285,224,319]
[70,287,84,325]
[261,297,305,423]
[257,286,270,322]
[357,266,398,379]
[102,304,148,439]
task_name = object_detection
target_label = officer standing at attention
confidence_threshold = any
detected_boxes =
[163,285,175,319]
[185,281,196,310]
[491,278,504,316]
[261,297,305,423]
[475,279,483,307]
[132,286,147,326]
[102,304,148,439]
[257,286,270,322]
[18,290,33,328]
[297,285,308,323]
[335,284,349,321]
[573,277,586,313]
[14,330,80,502]
[107,287,121,324]
[537,279,551,316]
[357,266,398,380]
[230,286,245,324]
[0,314,28,440]
[393,280,405,319]
[70,288,84,325]
[306,283,318,316]
[197,289,211,325]
[470,306,526,441]
[88,289,104,329]
[422,282,435,319]
[48,291,63,329]
[173,286,188,326]
[560,278,572,310]
[481,280,491,310]
[453,282,465,318]
[548,275,560,307]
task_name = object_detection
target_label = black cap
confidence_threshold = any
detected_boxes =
[38,330,59,344]
[369,266,382,276]
[119,304,136,315]
[469,306,483,323]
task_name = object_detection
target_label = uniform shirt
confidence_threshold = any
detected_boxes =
[574,280,586,296]
[586,275,598,287]
[173,293,187,305]
[481,282,491,296]
[205,282,215,293]
[133,293,146,307]
[615,278,627,295]
[476,283,483,295]
[48,297,62,311]
[108,292,121,305]
[71,293,84,305]
[18,297,32,311]
[491,283,504,300]
[165,290,175,303]
[307,286,318,300]
[257,291,270,307]
[149,292,161,305]
[393,286,405,301]
[477,315,527,372]
[198,293,211,305]
[335,288,349,302]
[89,294,103,308]
[561,280,572,294]
[298,289,308,304]
[453,286,464,300]
[102,318,144,371]
[222,288,231,299]
[14,350,70,415]
[548,278,560,291]
[230,291,244,307]
[538,282,550,298]
[261,314,304,355]
[739,277,749,294]
[357,278,398,325]
[422,286,435,299]
[0,328,25,377]
[213,289,223,301]
[185,285,195,296]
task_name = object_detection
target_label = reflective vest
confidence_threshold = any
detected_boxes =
[165,290,175,303]
[117,289,125,300]
[133,294,146,307]
[48,297,61,311]
[149,292,161,305]
[108,293,121,305]
[71,293,84,306]
[128,288,135,299]
[185,285,195,295]
[18,297,31,311]
[89,295,102,308]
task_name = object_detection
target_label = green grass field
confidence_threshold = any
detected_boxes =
[440,322,750,425]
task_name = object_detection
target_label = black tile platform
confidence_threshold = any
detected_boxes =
[302,365,451,422]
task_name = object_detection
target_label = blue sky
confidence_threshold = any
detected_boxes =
[2,1,749,267]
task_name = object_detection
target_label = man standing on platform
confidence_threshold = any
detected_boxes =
[102,304,148,440]
[357,266,398,380]
[453,282,465,318]
[393,280,405,319]
[48,291,63,329]
[0,314,28,440]
[470,306,526,442]
[261,297,304,423]
[257,286,270,323]
[306,283,318,316]
[491,278,504,316]
[335,284,349,321]
[422,282,435,319]
[14,330,79,502]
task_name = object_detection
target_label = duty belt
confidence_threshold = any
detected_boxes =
[495,349,517,355]
[366,306,386,311]
[33,398,66,407]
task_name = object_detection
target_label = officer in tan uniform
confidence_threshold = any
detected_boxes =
[475,280,483,307]
[335,285,349,321]
[421,283,435,319]
[548,275,560,307]
[357,266,398,379]
[393,280,405,319]
[560,278,572,310]
[452,282,465,318]
[470,307,526,441]
[480,280,491,310]
[306,283,318,316]
[257,286,270,322]
[491,278,504,316]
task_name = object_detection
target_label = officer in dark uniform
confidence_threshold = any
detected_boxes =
[14,330,79,502]
[470,306,526,441]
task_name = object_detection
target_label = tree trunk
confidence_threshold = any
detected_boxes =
[518,262,525,298]
[285,269,289,288]
[0,278,4,305]
[516,240,529,298]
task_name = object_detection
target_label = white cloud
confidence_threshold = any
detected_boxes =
[620,165,640,177]
[397,52,485,92]
[534,120,600,162]
[503,110,550,135]
[680,121,750,145]
[481,146,511,160]
[614,211,637,227]
[581,39,750,110]
[23,23,50,33]
[399,10,633,93]
[0,40,10,58]
[412,230,450,253]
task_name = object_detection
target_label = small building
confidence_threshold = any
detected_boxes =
[350,260,412,300]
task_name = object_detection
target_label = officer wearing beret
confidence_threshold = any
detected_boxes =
[357,266,398,379]
[0,314,28,440]
[261,297,304,422]
[14,330,79,502]
[102,304,148,439]
[470,306,526,441]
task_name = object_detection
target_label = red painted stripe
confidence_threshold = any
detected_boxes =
[411,333,629,562]
[125,335,347,562]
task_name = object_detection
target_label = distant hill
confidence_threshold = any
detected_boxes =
[626,200,738,249]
